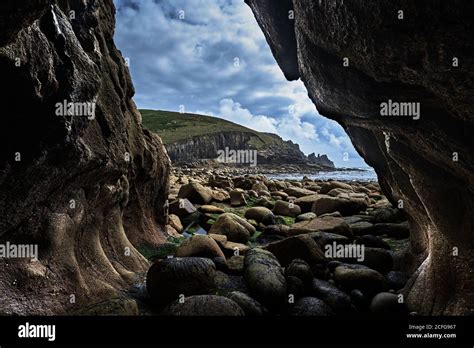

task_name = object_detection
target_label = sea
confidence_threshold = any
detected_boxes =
[265,168,378,182]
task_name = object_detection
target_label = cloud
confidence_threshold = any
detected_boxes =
[113,0,367,167]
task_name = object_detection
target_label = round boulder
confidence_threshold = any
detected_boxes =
[209,213,256,243]
[162,295,244,316]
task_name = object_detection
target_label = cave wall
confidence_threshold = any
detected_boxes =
[0,0,170,314]
[246,0,474,314]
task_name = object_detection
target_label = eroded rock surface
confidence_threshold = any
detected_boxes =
[246,0,474,314]
[0,0,170,314]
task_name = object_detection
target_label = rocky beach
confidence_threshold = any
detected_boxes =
[108,166,412,317]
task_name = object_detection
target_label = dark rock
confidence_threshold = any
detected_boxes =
[386,271,409,291]
[311,278,352,313]
[272,200,301,217]
[350,289,369,310]
[369,222,410,239]
[227,291,268,316]
[162,295,244,316]
[285,259,313,287]
[146,258,216,306]
[208,213,256,243]
[169,198,197,217]
[289,297,335,316]
[243,248,287,308]
[178,182,213,205]
[370,292,407,314]
[333,264,387,296]
[312,195,368,216]
[264,234,325,268]
[286,276,305,299]
[355,235,391,250]
[295,212,317,222]
[245,206,274,224]
[246,0,474,314]
[290,216,352,238]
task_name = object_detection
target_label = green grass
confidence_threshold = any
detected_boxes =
[140,109,280,148]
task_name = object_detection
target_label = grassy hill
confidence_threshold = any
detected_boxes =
[140,109,280,149]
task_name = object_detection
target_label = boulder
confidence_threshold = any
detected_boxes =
[243,248,287,308]
[168,214,183,233]
[227,291,268,316]
[175,235,225,259]
[162,295,244,316]
[198,205,225,214]
[169,198,197,217]
[295,212,317,222]
[294,194,320,213]
[285,259,313,287]
[244,206,274,224]
[283,187,317,198]
[311,278,352,313]
[289,297,335,316]
[272,200,301,217]
[178,182,213,204]
[209,213,256,243]
[264,234,325,267]
[146,258,216,305]
[320,181,353,194]
[370,292,407,314]
[333,264,387,296]
[230,190,247,206]
[311,195,368,216]
[289,216,352,238]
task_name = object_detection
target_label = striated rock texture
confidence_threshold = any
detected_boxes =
[247,0,474,314]
[0,0,170,314]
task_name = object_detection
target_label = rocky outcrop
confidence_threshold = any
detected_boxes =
[247,0,473,314]
[0,0,170,314]
[165,130,335,168]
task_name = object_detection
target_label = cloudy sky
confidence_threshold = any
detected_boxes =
[113,0,367,167]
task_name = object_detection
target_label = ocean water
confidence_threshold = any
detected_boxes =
[266,168,378,182]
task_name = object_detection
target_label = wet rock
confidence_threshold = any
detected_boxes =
[226,255,245,275]
[369,222,410,239]
[386,271,409,291]
[372,207,403,223]
[349,221,374,236]
[289,297,335,316]
[243,248,287,308]
[168,214,183,233]
[272,200,301,217]
[169,198,197,217]
[333,264,387,296]
[255,196,274,209]
[355,247,393,274]
[146,258,216,306]
[162,295,244,316]
[285,259,313,287]
[355,235,390,250]
[283,187,317,198]
[312,195,368,216]
[244,206,274,224]
[294,194,320,213]
[227,291,268,316]
[198,205,225,214]
[76,297,139,316]
[209,213,256,243]
[176,235,225,259]
[350,289,369,309]
[230,190,247,206]
[286,276,305,299]
[311,278,352,313]
[290,216,352,238]
[310,231,352,249]
[320,181,353,194]
[265,234,325,267]
[370,292,407,314]
[262,224,290,237]
[178,182,213,204]
[295,212,317,222]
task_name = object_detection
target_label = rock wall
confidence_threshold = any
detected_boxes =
[166,131,335,168]
[246,0,473,314]
[0,0,170,314]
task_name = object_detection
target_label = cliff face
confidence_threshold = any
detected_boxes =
[166,131,334,168]
[0,0,170,314]
[246,0,473,314]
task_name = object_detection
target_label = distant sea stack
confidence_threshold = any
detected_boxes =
[141,110,335,169]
